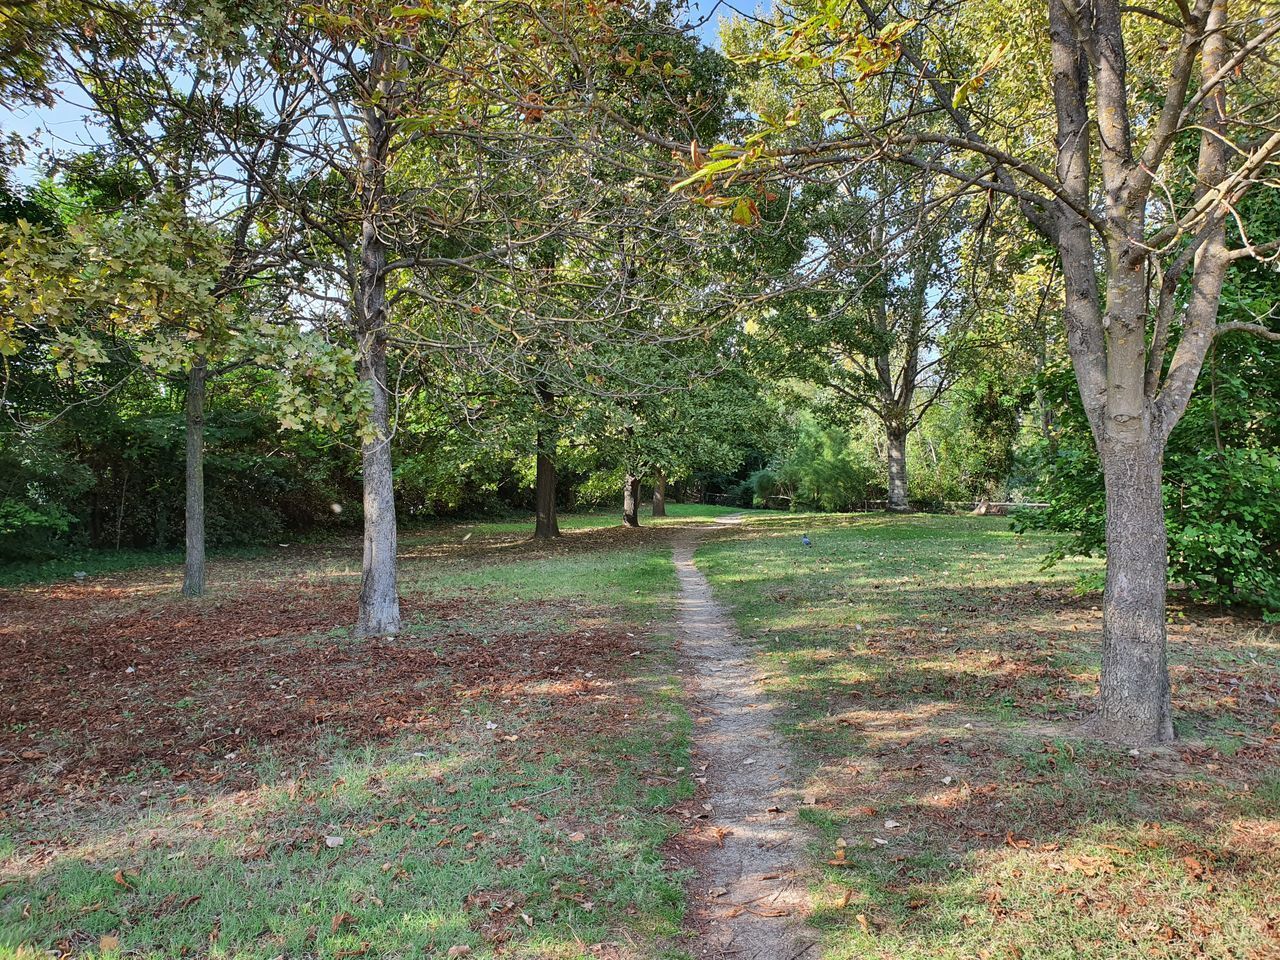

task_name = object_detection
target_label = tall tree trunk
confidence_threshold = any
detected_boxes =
[1095,429,1174,743]
[356,331,400,636]
[652,471,667,517]
[182,359,208,598]
[885,424,909,511]
[353,68,401,638]
[623,474,640,527]
[534,426,559,540]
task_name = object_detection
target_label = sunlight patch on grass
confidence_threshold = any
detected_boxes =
[696,513,1280,960]
[1,536,693,959]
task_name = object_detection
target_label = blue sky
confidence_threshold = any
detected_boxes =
[686,0,733,46]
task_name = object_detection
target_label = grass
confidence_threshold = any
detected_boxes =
[696,512,1280,960]
[0,545,268,589]
[0,519,699,960]
[0,502,759,589]
[460,502,765,537]
[7,508,1274,959]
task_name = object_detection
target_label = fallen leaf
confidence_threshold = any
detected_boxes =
[447,948,472,958]
[331,911,356,933]
[748,906,790,917]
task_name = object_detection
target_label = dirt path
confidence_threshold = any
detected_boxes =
[675,521,818,960]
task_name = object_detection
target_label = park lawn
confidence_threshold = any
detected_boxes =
[0,503,759,590]
[697,513,1280,960]
[461,503,764,537]
[0,522,698,960]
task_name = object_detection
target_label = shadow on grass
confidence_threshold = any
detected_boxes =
[0,533,698,960]
[697,515,1280,960]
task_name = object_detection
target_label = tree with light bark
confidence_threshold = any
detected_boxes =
[0,0,351,597]
[683,0,1280,744]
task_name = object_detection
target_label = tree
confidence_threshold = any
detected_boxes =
[762,170,982,510]
[389,3,736,541]
[255,3,539,633]
[1022,185,1280,614]
[4,0,333,596]
[0,195,364,582]
[686,0,1280,745]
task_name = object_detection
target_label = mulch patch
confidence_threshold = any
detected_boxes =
[0,579,642,809]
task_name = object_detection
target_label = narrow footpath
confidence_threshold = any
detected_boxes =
[674,521,817,960]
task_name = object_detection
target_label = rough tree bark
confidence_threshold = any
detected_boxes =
[534,429,560,539]
[533,383,559,539]
[353,43,401,637]
[652,471,667,517]
[181,359,208,598]
[623,474,641,527]
[885,424,909,511]
[356,320,400,637]
[1099,429,1173,741]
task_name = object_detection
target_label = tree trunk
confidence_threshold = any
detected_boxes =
[886,425,909,511]
[181,360,208,598]
[355,330,401,636]
[1095,434,1174,743]
[534,427,559,539]
[353,80,401,637]
[623,474,640,527]
[652,472,667,517]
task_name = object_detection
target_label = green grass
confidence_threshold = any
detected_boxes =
[0,526,697,960]
[695,512,1280,960]
[461,502,766,536]
[0,544,271,588]
[9,510,1273,959]
[1,745,680,959]
[0,503,761,589]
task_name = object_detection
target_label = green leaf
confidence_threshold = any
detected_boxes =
[670,158,739,192]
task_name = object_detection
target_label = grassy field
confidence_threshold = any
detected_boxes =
[4,508,1276,959]
[696,513,1280,960]
[0,503,757,588]
[0,520,702,960]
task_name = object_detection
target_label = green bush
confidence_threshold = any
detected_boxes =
[1018,335,1280,614]
[1167,447,1280,611]
[751,416,880,511]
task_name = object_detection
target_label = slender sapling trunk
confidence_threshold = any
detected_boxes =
[182,359,208,598]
